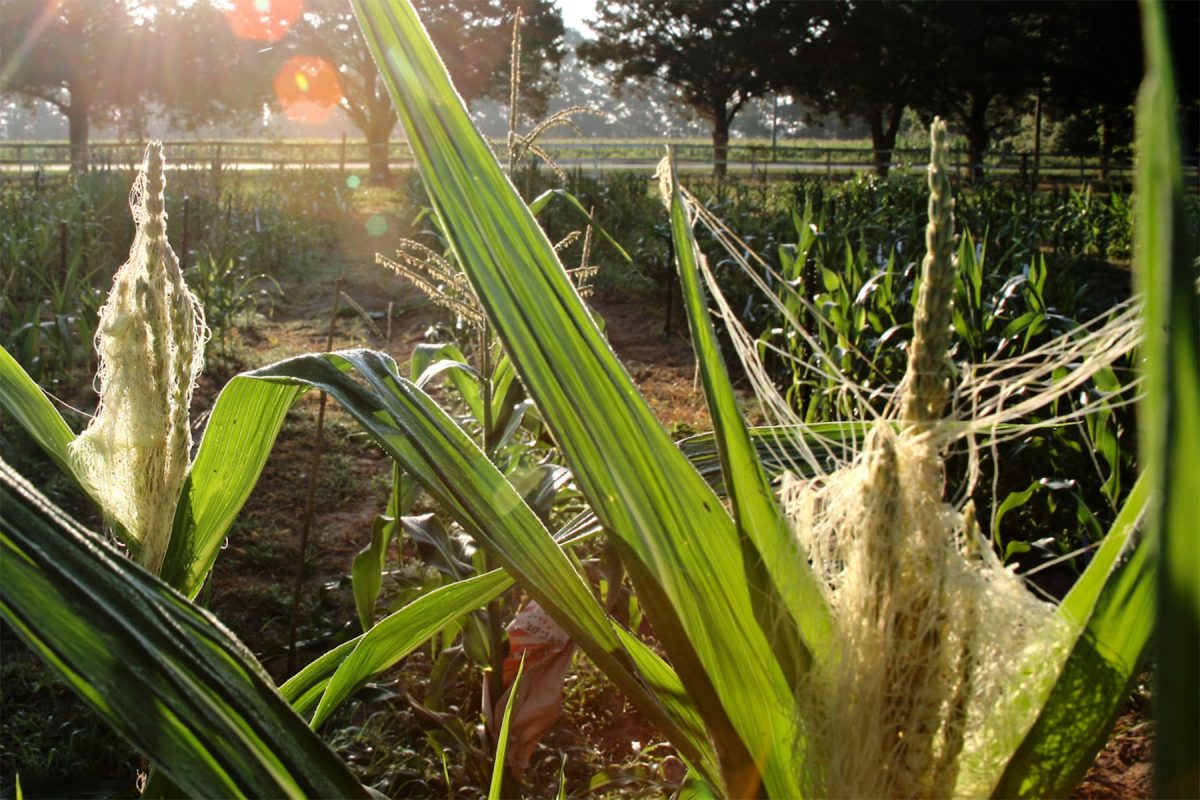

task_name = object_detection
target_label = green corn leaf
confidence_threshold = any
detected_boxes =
[489,354,523,436]
[0,459,367,800]
[314,569,513,726]
[527,188,632,262]
[160,375,306,598]
[489,654,524,800]
[992,480,1042,546]
[245,350,719,783]
[412,342,483,423]
[351,513,399,633]
[665,156,831,676]
[989,475,1152,798]
[353,2,796,793]
[352,464,417,632]
[1135,1,1200,794]
[281,636,363,718]
[0,345,76,476]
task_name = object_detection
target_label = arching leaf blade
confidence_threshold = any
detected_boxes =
[0,459,368,800]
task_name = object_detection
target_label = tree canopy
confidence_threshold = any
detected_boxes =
[579,0,787,177]
[0,0,275,172]
[287,0,563,183]
[766,1,927,177]
[1,1,146,172]
[573,0,1194,177]
[3,0,1194,179]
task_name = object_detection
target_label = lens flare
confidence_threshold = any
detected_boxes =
[365,215,388,236]
[226,0,303,43]
[273,56,343,125]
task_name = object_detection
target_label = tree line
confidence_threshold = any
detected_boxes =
[1,0,564,180]
[582,0,1199,178]
[2,0,1196,181]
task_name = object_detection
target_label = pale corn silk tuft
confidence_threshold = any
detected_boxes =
[666,119,1091,797]
[70,142,207,575]
[784,121,1072,799]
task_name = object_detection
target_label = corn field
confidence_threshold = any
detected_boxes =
[0,1,1196,798]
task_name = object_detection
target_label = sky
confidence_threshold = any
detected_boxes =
[559,0,597,33]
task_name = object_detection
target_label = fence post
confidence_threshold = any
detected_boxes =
[180,196,190,271]
[59,220,68,278]
[340,132,347,177]
[826,149,832,181]
[80,198,88,273]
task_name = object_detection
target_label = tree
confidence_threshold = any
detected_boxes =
[291,0,563,184]
[418,0,563,120]
[911,2,1050,179]
[0,1,146,173]
[144,1,280,135]
[579,0,781,178]
[0,1,280,172]
[1043,1,1198,179]
[769,2,926,178]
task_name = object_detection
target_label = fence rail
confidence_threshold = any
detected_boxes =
[2,138,1196,185]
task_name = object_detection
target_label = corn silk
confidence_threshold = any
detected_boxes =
[70,142,206,575]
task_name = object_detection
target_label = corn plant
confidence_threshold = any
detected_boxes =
[184,247,282,359]
[747,178,1139,573]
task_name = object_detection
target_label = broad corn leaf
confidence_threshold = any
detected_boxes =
[665,155,832,676]
[0,460,367,800]
[1135,1,1200,794]
[489,655,524,800]
[245,350,720,782]
[990,475,1153,797]
[313,570,513,726]
[161,375,306,597]
[353,2,796,793]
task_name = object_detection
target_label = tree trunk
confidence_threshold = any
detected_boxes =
[1098,104,1112,182]
[870,104,904,179]
[66,102,89,175]
[1033,85,1043,186]
[366,126,391,185]
[965,102,989,182]
[712,115,730,179]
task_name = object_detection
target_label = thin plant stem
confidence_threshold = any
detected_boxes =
[287,274,344,674]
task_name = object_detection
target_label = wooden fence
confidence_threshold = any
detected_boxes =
[2,137,1196,186]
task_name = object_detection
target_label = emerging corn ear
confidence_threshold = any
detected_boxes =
[782,119,1072,798]
[70,142,206,574]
